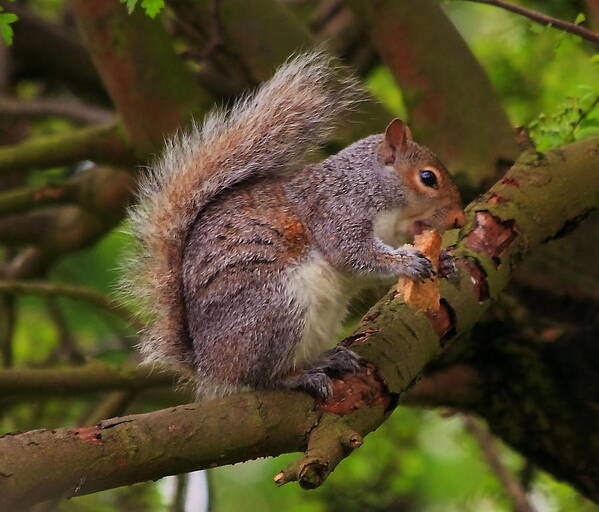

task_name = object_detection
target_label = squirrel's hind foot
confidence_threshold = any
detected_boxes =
[283,370,333,400]
[283,346,362,400]
[319,346,362,377]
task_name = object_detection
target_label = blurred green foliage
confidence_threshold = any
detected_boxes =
[120,0,165,18]
[3,1,599,511]
[445,2,599,150]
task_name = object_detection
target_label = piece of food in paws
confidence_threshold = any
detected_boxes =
[397,229,442,313]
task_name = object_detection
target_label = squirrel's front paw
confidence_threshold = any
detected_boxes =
[394,246,434,280]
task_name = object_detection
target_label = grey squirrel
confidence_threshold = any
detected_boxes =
[123,52,465,399]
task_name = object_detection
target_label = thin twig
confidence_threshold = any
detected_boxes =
[462,415,537,512]
[81,391,136,425]
[568,94,599,141]
[461,0,599,46]
[0,363,180,394]
[0,280,143,331]
[45,297,85,364]
[0,97,113,125]
[0,294,15,367]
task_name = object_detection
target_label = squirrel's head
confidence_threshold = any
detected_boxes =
[377,118,465,236]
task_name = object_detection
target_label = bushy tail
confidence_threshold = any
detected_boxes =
[121,51,362,370]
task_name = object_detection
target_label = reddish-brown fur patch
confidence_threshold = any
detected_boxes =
[245,181,311,261]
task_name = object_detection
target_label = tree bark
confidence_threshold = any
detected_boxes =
[71,0,214,153]
[587,0,599,28]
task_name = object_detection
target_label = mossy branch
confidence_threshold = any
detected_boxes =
[0,363,178,395]
[0,121,137,174]
[0,280,142,330]
[0,165,132,216]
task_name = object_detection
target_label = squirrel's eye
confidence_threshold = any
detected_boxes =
[419,170,438,189]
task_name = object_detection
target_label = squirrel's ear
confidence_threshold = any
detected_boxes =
[380,118,412,165]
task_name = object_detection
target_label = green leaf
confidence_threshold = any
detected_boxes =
[119,0,163,17]
[575,12,586,25]
[141,0,164,18]
[529,23,545,34]
[120,0,137,14]
[590,54,599,64]
[0,12,18,46]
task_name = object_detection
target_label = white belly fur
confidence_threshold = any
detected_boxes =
[287,251,356,368]
[373,208,410,247]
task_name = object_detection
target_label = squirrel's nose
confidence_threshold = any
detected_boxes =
[452,211,466,229]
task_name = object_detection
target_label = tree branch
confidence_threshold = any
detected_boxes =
[0,247,48,281]
[0,121,137,174]
[0,164,132,216]
[463,415,536,512]
[71,0,214,153]
[0,96,113,125]
[80,391,137,426]
[1,134,598,507]
[402,364,482,408]
[0,181,80,216]
[587,0,599,28]
[169,0,391,143]
[0,280,142,331]
[0,165,135,263]
[45,297,86,364]
[0,294,15,367]
[9,4,105,99]
[460,0,599,47]
[0,363,178,395]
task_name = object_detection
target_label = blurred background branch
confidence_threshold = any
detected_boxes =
[460,0,599,46]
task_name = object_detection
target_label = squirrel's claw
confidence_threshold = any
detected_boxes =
[394,246,434,280]
[321,346,362,377]
[283,371,333,400]
[439,248,458,278]
[283,347,362,400]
